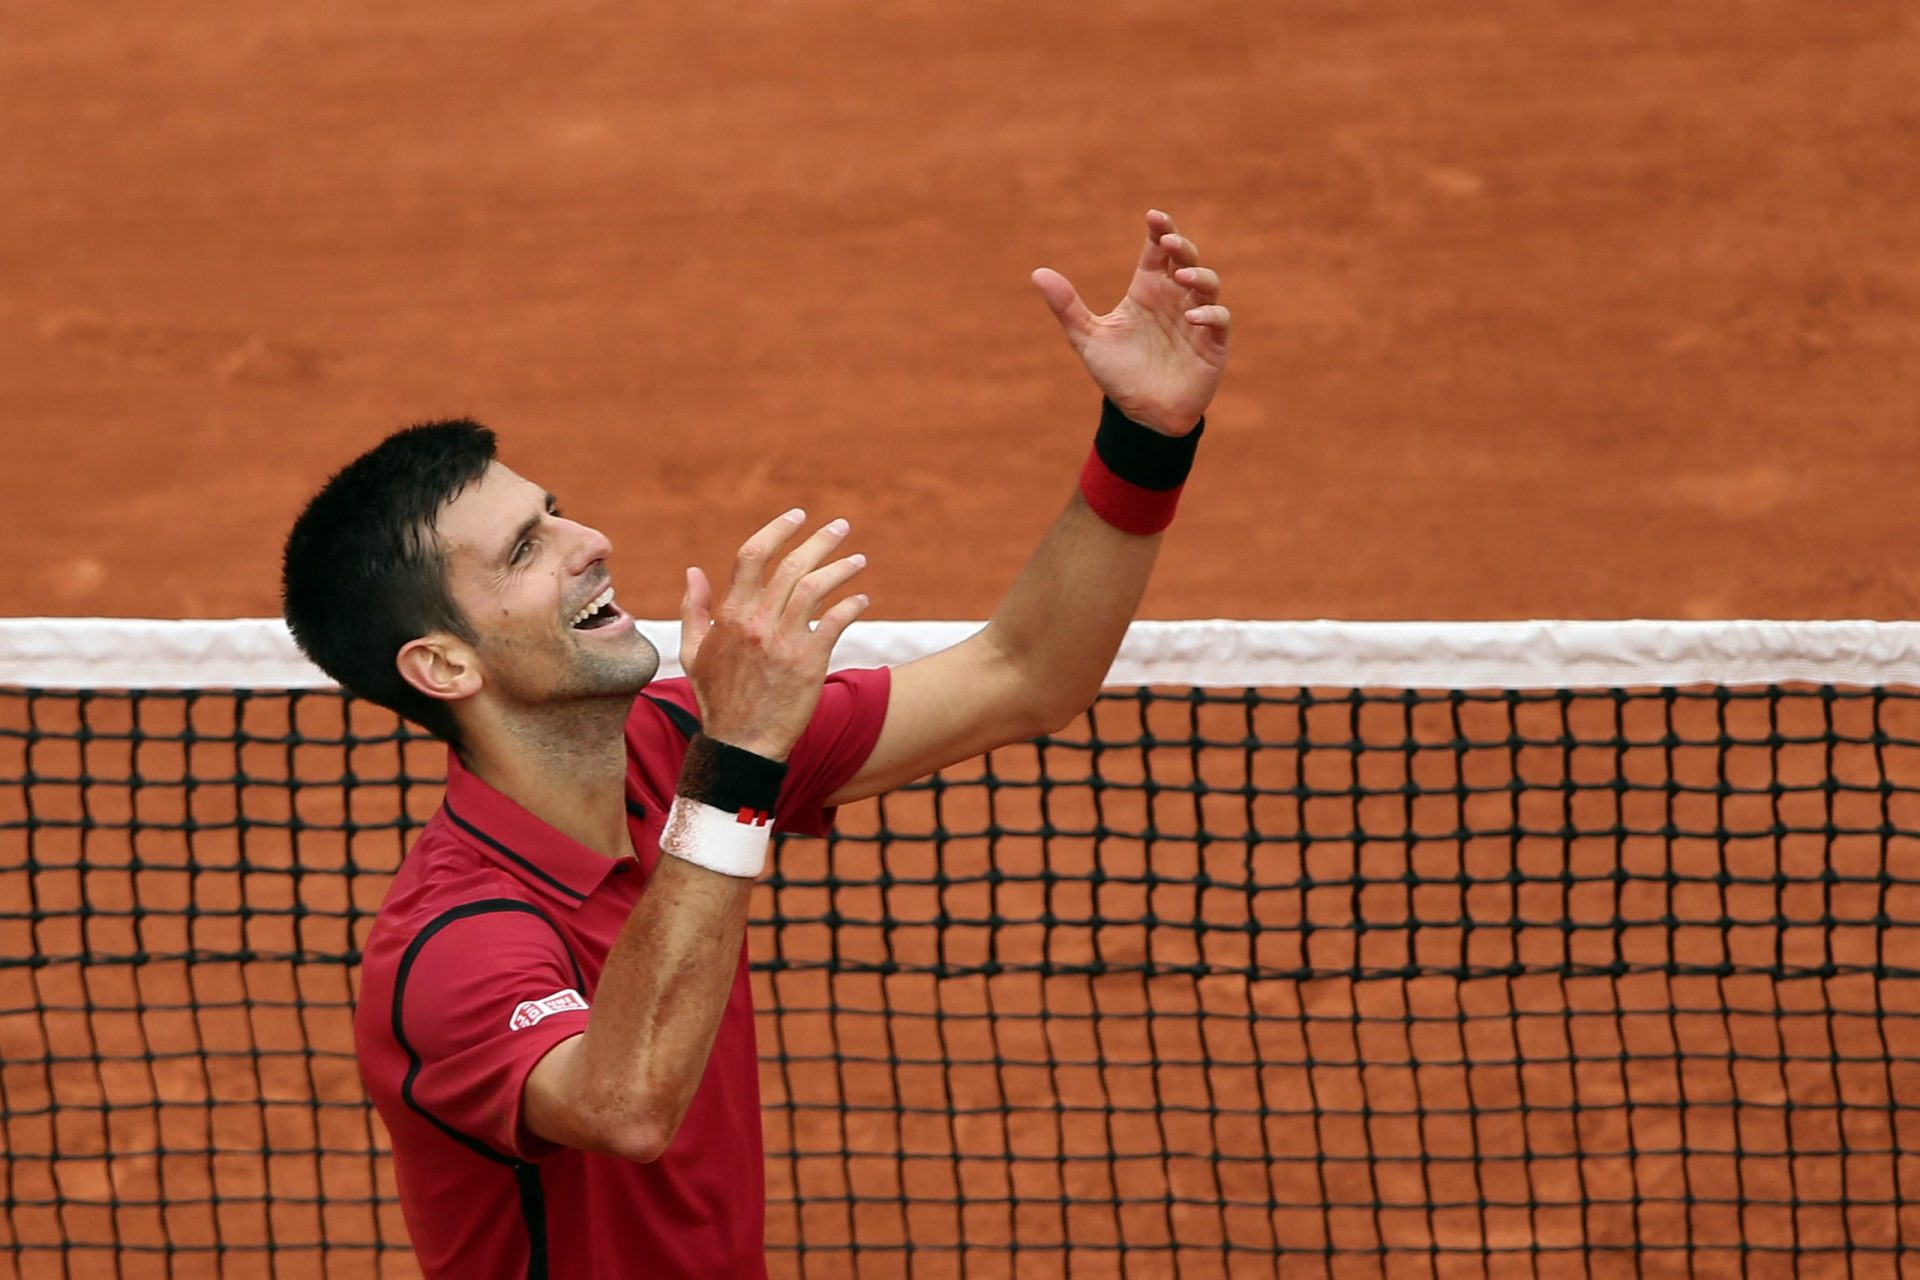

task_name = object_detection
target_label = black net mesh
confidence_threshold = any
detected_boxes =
[5,680,1920,1277]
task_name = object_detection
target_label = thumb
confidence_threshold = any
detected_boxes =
[678,566,712,673]
[1030,267,1096,344]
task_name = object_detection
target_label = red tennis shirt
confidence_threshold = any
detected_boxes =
[354,668,891,1279]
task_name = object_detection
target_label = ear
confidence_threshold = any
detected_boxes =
[396,633,482,705]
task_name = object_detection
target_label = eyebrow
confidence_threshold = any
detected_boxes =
[497,492,558,567]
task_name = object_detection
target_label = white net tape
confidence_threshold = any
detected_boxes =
[3,617,1920,690]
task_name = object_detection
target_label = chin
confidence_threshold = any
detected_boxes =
[566,628,661,698]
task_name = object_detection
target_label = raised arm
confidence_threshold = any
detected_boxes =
[523,512,867,1161]
[828,209,1231,805]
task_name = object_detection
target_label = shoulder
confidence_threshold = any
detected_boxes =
[613,670,892,830]
[357,881,583,1064]
[775,667,894,835]
[623,670,890,746]
[789,666,892,768]
[360,823,535,988]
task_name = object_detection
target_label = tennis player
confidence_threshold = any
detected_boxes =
[280,210,1229,1279]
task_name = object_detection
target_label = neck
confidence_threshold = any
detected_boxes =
[458,698,633,858]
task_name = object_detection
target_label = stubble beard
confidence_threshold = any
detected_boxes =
[554,626,661,702]
[484,625,662,710]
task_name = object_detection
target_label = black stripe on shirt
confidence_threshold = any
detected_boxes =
[392,898,587,1280]
[445,801,590,903]
[643,692,701,740]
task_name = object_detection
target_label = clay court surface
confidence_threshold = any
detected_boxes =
[5,2,1920,1276]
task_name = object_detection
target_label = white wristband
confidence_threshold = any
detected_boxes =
[662,795,772,879]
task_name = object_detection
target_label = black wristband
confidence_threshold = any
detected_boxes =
[1094,398,1205,492]
[677,734,788,820]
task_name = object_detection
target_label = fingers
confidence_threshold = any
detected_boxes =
[683,566,713,626]
[1158,232,1201,270]
[1184,303,1232,340]
[1030,267,1095,343]
[1138,209,1175,272]
[690,514,873,758]
[763,517,856,618]
[1139,206,1198,258]
[809,590,871,652]
[1135,209,1206,297]
[679,565,714,671]
[1174,265,1220,302]
[785,552,867,628]
[1148,211,1227,341]
[721,511,868,632]
[726,508,807,604]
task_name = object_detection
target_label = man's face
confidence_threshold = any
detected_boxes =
[434,460,659,708]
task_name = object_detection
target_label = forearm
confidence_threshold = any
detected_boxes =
[972,208,1225,730]
[825,402,1208,805]
[978,399,1203,727]
[819,209,1230,804]
[977,489,1163,727]
[564,855,752,1159]
[528,734,788,1162]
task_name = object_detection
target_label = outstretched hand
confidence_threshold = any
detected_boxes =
[679,510,869,761]
[1031,210,1230,436]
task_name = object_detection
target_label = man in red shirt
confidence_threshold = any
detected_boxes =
[280,211,1229,1278]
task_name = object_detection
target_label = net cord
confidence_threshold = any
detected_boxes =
[3,616,1920,690]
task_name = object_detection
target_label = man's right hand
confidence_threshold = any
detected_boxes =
[678,509,869,761]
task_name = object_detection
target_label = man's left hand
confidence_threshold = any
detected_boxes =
[1031,209,1231,436]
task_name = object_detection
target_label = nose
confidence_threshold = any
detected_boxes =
[560,517,613,576]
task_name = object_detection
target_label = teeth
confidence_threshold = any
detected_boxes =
[570,586,615,627]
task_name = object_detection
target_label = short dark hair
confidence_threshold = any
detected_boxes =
[281,420,497,746]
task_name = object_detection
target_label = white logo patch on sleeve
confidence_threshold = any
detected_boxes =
[508,988,589,1031]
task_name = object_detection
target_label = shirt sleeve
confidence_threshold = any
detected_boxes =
[388,902,592,1163]
[776,666,892,836]
[634,668,892,838]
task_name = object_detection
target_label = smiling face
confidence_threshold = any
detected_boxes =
[430,460,659,712]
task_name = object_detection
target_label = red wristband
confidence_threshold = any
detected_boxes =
[1079,452,1187,535]
[1077,399,1204,536]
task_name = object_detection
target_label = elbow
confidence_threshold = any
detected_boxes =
[1023,689,1097,739]
[999,670,1099,741]
[533,1035,693,1163]
[575,1088,682,1164]
[593,1108,677,1164]
[1036,701,1089,738]
[1036,672,1106,736]
[976,629,1102,740]
[604,1119,673,1165]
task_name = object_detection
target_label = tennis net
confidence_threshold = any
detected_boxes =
[5,618,1920,1278]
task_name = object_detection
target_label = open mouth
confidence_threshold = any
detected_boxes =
[568,585,623,631]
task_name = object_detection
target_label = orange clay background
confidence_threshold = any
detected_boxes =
[5,2,1919,625]
[5,3,1920,1279]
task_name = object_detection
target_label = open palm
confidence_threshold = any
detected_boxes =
[1031,210,1231,436]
